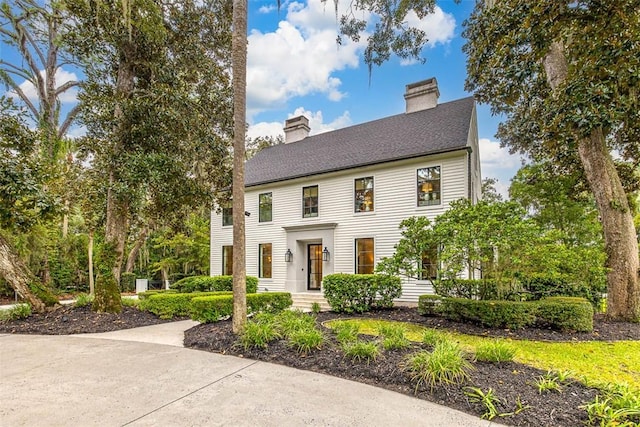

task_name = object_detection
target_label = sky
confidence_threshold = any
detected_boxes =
[1,0,525,197]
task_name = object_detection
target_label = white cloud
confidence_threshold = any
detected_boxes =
[248,107,352,139]
[479,138,525,199]
[405,6,456,48]
[8,68,79,104]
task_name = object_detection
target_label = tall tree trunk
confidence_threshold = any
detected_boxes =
[124,225,148,273]
[88,230,95,295]
[231,0,248,334]
[543,42,640,321]
[0,234,57,312]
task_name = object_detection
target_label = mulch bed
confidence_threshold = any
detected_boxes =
[2,304,639,426]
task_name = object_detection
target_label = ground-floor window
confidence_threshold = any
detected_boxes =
[222,245,233,275]
[259,243,272,278]
[355,238,374,274]
[420,246,438,280]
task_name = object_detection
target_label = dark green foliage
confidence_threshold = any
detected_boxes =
[417,295,442,316]
[92,273,122,314]
[434,279,520,301]
[171,275,258,293]
[437,297,594,332]
[28,281,58,307]
[120,273,136,293]
[439,298,538,330]
[189,292,292,323]
[139,291,231,319]
[536,297,594,332]
[322,273,401,313]
[518,273,603,308]
[137,289,179,300]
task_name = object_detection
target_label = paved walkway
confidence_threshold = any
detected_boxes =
[0,321,503,427]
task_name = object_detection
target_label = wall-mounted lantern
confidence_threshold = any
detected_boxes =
[285,249,293,262]
[322,247,330,262]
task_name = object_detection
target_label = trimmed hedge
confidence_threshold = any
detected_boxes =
[171,275,258,293]
[139,291,232,319]
[433,296,594,332]
[536,296,594,332]
[434,278,520,301]
[517,273,603,307]
[417,294,442,316]
[322,273,402,313]
[137,289,178,300]
[190,292,293,323]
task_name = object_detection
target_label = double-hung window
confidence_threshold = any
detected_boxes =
[355,238,374,274]
[354,177,374,212]
[222,205,233,226]
[302,185,318,218]
[420,246,438,280]
[258,243,272,278]
[259,192,272,222]
[417,166,441,206]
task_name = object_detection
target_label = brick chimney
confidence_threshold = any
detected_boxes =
[404,77,440,113]
[283,115,310,144]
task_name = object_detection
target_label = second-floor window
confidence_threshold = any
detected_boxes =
[303,185,318,218]
[259,243,272,278]
[222,245,233,275]
[355,238,374,274]
[354,177,374,212]
[417,166,441,206]
[222,205,233,226]
[259,192,272,222]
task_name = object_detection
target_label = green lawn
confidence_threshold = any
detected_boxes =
[327,318,640,391]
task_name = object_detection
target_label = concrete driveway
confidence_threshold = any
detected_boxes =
[0,322,501,427]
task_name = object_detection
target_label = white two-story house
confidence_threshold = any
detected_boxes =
[210,77,482,302]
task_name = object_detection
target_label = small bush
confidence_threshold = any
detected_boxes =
[311,302,321,314]
[332,321,361,345]
[190,292,292,323]
[405,341,473,392]
[475,339,516,363]
[121,297,138,308]
[74,293,94,308]
[536,297,594,332]
[377,323,410,350]
[343,340,380,363]
[434,279,518,301]
[274,309,316,337]
[288,329,324,354]
[140,291,231,319]
[0,304,31,322]
[440,298,537,329]
[240,321,280,350]
[137,289,178,300]
[323,273,401,313]
[418,294,442,316]
[120,272,136,292]
[171,275,258,293]
[517,273,603,308]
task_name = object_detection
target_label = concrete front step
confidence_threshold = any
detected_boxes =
[290,292,331,312]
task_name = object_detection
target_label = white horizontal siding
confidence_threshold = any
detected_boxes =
[210,151,469,301]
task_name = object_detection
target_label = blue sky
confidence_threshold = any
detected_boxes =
[1,0,524,197]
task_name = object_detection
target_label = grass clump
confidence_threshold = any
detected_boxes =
[275,310,316,337]
[343,340,380,363]
[288,328,324,354]
[239,321,280,350]
[421,328,451,347]
[581,384,640,426]
[121,297,138,308]
[534,371,566,394]
[74,293,94,308]
[0,303,31,321]
[464,387,503,420]
[332,321,361,345]
[377,322,410,350]
[475,339,516,363]
[405,340,473,392]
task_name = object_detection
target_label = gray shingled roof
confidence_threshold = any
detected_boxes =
[246,96,475,187]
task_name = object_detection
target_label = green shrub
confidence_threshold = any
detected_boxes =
[74,293,94,308]
[0,303,31,322]
[137,289,178,300]
[332,321,361,345]
[377,323,410,350]
[171,275,258,293]
[405,341,473,392]
[421,328,452,347]
[418,294,442,316]
[240,321,280,350]
[288,329,324,354]
[582,384,640,427]
[536,297,594,332]
[140,291,231,319]
[517,273,603,307]
[434,279,518,301]
[189,292,292,323]
[121,297,138,308]
[343,340,380,363]
[274,309,316,337]
[120,272,136,292]
[440,298,538,329]
[322,273,401,313]
[474,339,516,363]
